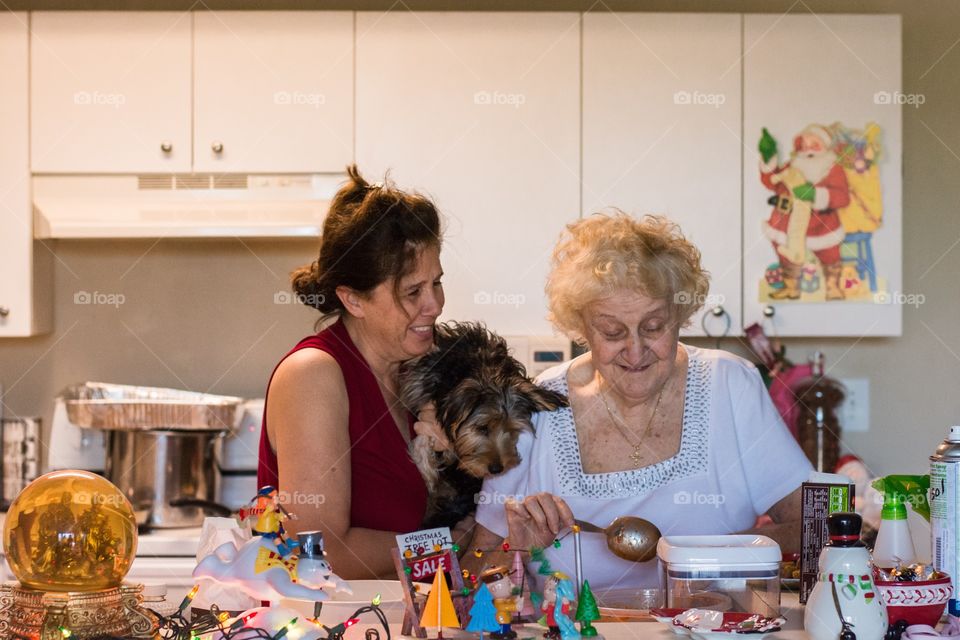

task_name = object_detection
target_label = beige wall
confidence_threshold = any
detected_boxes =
[2,0,959,479]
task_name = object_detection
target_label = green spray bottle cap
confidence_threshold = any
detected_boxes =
[881,492,907,520]
[871,475,931,522]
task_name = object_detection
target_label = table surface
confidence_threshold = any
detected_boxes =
[394,593,809,639]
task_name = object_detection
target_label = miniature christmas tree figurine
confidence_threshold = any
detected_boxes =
[511,551,534,623]
[420,559,460,639]
[574,580,600,637]
[466,583,500,639]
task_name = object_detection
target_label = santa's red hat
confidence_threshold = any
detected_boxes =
[793,124,832,151]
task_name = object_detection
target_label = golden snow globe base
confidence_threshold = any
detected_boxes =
[0,581,157,640]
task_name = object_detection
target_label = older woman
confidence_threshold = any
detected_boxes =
[258,166,445,579]
[467,212,812,590]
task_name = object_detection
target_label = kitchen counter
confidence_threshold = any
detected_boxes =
[420,593,807,639]
[305,592,811,640]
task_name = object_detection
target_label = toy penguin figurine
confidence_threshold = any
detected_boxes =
[540,573,578,640]
[480,565,521,640]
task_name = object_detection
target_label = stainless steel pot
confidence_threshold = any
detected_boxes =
[105,429,230,528]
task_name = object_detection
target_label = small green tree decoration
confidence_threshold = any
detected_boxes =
[574,580,600,637]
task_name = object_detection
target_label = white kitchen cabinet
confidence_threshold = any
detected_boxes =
[31,12,192,173]
[583,13,743,338]
[742,15,902,336]
[356,12,581,336]
[193,11,354,173]
[1,13,52,337]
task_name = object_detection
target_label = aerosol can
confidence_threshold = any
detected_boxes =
[930,425,960,616]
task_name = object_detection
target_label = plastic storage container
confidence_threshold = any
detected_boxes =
[657,534,782,618]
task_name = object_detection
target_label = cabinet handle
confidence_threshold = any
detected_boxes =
[211,141,224,154]
[0,307,9,318]
[160,141,173,153]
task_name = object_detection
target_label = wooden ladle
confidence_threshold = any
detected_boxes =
[574,516,662,562]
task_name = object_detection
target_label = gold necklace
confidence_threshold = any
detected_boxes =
[598,380,666,468]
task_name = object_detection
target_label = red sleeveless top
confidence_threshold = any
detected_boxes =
[257,319,427,533]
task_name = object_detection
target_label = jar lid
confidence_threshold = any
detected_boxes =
[656,534,781,565]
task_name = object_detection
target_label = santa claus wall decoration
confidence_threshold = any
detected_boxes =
[757,122,885,303]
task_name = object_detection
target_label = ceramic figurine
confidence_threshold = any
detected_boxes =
[193,529,351,602]
[480,565,521,640]
[805,512,887,640]
[540,573,579,640]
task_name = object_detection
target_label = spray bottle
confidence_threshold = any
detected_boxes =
[869,475,929,569]
[872,492,916,568]
[931,426,960,616]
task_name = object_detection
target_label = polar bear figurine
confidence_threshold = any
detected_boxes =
[193,531,352,602]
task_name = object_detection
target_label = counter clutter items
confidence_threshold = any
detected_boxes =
[8,456,960,640]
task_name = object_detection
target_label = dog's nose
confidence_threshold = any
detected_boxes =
[488,462,504,474]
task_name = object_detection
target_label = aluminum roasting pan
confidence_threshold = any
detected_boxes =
[62,382,242,432]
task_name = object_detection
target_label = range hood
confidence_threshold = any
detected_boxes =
[33,174,343,239]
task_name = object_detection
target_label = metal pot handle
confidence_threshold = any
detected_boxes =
[168,498,233,518]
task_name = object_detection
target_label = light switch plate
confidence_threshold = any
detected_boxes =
[839,378,870,432]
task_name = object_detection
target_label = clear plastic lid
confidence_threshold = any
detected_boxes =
[656,534,781,566]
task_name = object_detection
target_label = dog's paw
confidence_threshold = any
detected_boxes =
[410,436,441,492]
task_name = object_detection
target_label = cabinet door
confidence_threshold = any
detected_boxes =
[583,13,743,338]
[193,11,354,173]
[31,12,191,173]
[743,15,902,336]
[356,12,580,336]
[0,13,51,337]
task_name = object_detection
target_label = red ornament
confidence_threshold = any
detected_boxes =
[502,542,510,552]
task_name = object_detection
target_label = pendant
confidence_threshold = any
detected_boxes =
[630,446,645,467]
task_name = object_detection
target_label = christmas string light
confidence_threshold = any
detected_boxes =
[463,525,580,584]
[177,584,200,614]
[271,617,298,640]
[151,598,393,640]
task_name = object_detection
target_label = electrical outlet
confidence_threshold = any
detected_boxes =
[839,378,870,432]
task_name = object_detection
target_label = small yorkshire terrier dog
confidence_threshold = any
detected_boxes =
[400,322,568,529]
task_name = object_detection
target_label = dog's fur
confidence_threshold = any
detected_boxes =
[400,322,568,529]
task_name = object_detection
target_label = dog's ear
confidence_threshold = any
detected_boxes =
[517,380,569,413]
[438,378,485,435]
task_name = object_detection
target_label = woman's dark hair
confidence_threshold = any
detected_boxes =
[291,165,442,315]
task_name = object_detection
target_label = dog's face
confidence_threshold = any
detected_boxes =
[440,376,566,478]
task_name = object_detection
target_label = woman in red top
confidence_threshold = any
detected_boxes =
[258,165,444,578]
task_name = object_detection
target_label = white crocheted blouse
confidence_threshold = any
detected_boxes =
[475,344,812,592]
